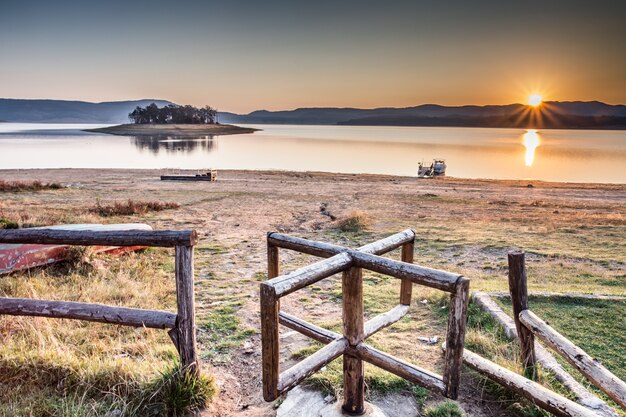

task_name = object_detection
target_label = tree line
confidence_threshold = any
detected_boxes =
[128,103,218,124]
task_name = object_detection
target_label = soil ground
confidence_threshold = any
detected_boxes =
[0,169,624,416]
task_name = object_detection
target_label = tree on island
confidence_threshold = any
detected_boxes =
[128,103,218,124]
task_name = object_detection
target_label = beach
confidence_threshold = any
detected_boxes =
[0,169,624,416]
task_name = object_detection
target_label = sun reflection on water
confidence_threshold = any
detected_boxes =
[522,129,540,166]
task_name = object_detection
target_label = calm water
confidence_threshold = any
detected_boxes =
[0,123,624,183]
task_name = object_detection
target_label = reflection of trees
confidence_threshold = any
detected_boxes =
[130,135,216,154]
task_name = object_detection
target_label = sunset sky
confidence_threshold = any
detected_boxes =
[1,0,625,113]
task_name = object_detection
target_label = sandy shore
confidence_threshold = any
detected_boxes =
[0,169,624,416]
[84,123,258,137]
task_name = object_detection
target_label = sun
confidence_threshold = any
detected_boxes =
[528,94,543,107]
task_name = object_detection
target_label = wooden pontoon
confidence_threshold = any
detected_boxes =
[160,169,217,182]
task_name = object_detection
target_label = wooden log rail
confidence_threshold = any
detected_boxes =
[261,230,470,413]
[0,228,199,375]
[520,310,626,410]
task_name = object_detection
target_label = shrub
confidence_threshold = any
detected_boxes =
[91,199,180,217]
[0,180,62,192]
[336,210,372,232]
[0,218,19,229]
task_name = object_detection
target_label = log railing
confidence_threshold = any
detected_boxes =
[0,228,199,374]
[508,252,626,412]
[260,229,470,414]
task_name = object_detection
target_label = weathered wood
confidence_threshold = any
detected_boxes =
[267,229,415,259]
[356,229,416,255]
[266,252,352,297]
[462,349,598,417]
[267,232,345,258]
[261,283,280,401]
[354,343,446,394]
[0,229,197,247]
[279,311,340,344]
[364,304,410,339]
[0,297,176,328]
[349,251,460,292]
[175,245,198,374]
[473,292,620,417]
[342,267,365,414]
[520,310,626,409]
[277,338,348,395]
[267,237,280,279]
[400,241,414,305]
[508,251,537,379]
[443,277,469,399]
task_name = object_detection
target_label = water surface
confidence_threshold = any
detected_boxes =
[0,123,624,183]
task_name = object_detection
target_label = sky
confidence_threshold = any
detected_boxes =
[1,0,625,113]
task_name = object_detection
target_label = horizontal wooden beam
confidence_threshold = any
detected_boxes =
[279,311,341,344]
[278,338,348,395]
[267,229,415,258]
[0,297,177,329]
[0,229,197,247]
[520,310,626,410]
[356,229,415,256]
[268,233,345,258]
[364,304,410,339]
[354,343,446,394]
[264,252,352,297]
[349,251,461,293]
[462,348,598,417]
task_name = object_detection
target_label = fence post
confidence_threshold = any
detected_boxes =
[400,240,414,305]
[342,267,365,415]
[175,245,198,374]
[444,277,470,399]
[508,251,536,380]
[268,234,280,279]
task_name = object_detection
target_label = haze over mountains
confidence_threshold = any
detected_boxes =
[1,98,625,129]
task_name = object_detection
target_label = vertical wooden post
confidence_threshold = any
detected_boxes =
[444,277,469,399]
[267,234,280,279]
[508,251,537,380]
[261,283,280,401]
[175,245,198,374]
[400,241,414,305]
[342,267,365,415]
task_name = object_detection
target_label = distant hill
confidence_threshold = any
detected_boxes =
[0,99,173,123]
[219,101,626,129]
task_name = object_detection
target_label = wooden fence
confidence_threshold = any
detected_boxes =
[0,228,199,374]
[260,229,470,414]
[455,251,624,417]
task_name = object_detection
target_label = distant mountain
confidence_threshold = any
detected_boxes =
[219,101,626,129]
[0,99,173,123]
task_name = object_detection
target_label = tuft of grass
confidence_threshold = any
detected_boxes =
[90,199,180,217]
[0,217,19,229]
[336,210,372,233]
[0,180,62,192]
[424,400,465,417]
[142,363,217,416]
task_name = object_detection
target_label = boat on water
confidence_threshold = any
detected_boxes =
[0,223,152,275]
[417,159,446,178]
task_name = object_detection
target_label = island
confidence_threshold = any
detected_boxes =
[84,102,258,136]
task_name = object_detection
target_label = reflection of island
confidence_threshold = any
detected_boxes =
[522,129,540,166]
[131,135,217,154]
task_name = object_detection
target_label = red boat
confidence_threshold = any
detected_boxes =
[0,223,152,275]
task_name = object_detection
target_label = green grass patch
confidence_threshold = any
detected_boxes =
[424,400,465,417]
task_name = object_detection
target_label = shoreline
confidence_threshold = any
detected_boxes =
[84,123,259,137]
[0,168,624,188]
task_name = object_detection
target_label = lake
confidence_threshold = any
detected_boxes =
[0,123,624,184]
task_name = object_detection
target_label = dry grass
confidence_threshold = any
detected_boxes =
[0,180,62,192]
[336,210,372,232]
[0,248,216,416]
[90,199,180,217]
